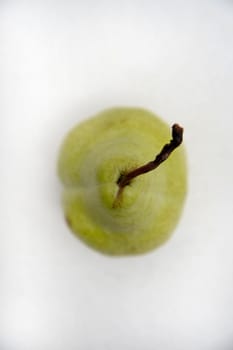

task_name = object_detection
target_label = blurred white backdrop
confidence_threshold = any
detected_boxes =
[1,0,233,349]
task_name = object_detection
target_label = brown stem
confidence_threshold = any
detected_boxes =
[117,123,183,189]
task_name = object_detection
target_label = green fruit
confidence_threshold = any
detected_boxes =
[57,107,187,256]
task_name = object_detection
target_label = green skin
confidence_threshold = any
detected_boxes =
[58,108,187,256]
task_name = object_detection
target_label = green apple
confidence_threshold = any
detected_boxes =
[57,107,187,256]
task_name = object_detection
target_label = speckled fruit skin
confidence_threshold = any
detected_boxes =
[57,107,187,256]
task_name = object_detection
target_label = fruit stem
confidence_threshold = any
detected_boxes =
[117,123,183,189]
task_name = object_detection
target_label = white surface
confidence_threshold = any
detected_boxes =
[1,0,233,349]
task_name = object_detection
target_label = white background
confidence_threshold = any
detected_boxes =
[1,0,233,349]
